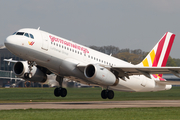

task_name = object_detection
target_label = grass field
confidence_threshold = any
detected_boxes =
[0,86,180,102]
[0,108,180,120]
[1,87,180,120]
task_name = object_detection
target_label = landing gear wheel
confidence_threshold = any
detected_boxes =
[54,88,61,97]
[24,73,32,79]
[60,88,67,97]
[101,89,114,99]
[54,88,67,97]
[101,90,107,99]
[107,90,114,99]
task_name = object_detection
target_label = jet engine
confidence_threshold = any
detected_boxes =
[84,64,119,86]
[13,61,47,82]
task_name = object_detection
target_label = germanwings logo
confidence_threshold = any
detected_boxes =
[49,35,89,54]
[28,41,35,46]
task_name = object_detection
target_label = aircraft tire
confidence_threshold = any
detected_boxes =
[101,90,107,99]
[54,88,61,97]
[107,90,114,99]
[60,88,67,97]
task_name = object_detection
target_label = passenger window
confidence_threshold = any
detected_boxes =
[30,34,34,39]
[16,32,24,35]
[24,33,29,38]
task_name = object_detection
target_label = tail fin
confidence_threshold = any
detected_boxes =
[138,32,175,68]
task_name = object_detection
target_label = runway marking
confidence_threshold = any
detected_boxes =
[0,100,180,110]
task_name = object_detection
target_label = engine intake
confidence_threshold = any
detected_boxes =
[13,61,47,83]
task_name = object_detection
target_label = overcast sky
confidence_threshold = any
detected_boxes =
[1,0,180,58]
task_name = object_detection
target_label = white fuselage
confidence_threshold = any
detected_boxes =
[4,28,171,92]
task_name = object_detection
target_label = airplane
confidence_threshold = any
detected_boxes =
[4,28,180,99]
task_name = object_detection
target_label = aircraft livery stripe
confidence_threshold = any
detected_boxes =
[142,58,149,67]
[150,50,155,65]
[152,33,167,67]
[161,34,175,67]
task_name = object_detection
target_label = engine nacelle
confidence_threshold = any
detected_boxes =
[13,62,47,82]
[84,64,119,86]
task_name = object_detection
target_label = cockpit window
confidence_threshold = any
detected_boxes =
[16,32,24,35]
[13,31,34,39]
[12,32,16,35]
[30,34,34,39]
[24,33,29,37]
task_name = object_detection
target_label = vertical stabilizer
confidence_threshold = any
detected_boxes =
[138,32,175,68]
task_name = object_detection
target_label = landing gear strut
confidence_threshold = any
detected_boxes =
[54,76,67,97]
[24,61,36,79]
[101,89,114,99]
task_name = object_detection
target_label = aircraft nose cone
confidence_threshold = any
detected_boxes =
[4,35,14,48]
[4,35,17,51]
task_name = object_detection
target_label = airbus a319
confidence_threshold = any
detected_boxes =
[4,28,180,99]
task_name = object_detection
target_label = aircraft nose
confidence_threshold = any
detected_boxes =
[4,35,14,48]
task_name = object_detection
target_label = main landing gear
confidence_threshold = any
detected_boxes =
[54,87,67,97]
[54,76,67,97]
[101,89,114,99]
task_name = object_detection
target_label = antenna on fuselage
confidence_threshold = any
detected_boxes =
[37,27,40,30]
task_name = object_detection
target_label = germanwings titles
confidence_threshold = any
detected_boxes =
[4,28,180,99]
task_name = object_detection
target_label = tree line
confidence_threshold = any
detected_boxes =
[89,45,180,66]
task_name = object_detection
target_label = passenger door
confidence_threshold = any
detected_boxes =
[41,32,49,51]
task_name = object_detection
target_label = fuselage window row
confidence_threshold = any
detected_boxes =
[51,41,114,66]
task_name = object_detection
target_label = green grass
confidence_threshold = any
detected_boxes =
[1,87,180,120]
[0,86,180,103]
[0,107,180,120]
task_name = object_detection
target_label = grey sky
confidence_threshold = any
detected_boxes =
[1,0,180,58]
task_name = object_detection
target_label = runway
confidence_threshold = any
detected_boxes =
[1,100,180,110]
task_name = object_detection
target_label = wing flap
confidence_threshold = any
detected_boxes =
[112,66,180,78]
